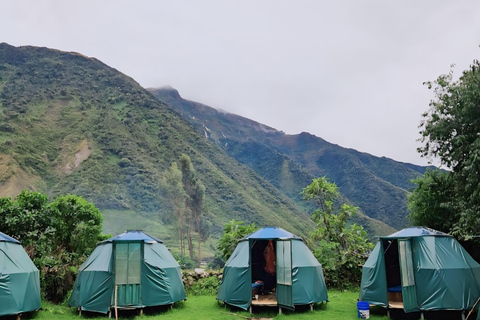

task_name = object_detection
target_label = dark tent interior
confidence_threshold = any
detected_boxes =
[250,239,277,294]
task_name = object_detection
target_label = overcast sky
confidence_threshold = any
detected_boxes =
[2,1,480,166]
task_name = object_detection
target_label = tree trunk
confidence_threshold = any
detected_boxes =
[197,232,201,267]
[196,213,203,267]
[187,229,194,261]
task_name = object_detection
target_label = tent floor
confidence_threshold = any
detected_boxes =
[251,293,277,306]
[388,301,404,309]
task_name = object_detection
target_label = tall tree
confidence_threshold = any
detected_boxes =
[179,154,205,264]
[410,59,480,239]
[302,177,373,287]
[160,162,189,255]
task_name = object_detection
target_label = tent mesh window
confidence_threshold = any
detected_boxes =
[277,240,292,286]
[399,240,415,286]
[115,242,141,285]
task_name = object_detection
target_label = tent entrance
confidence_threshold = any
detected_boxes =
[383,239,419,312]
[113,241,142,307]
[250,240,278,306]
[383,239,403,308]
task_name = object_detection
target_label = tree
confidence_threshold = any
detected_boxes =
[160,162,189,255]
[411,59,480,239]
[0,190,106,302]
[48,195,104,257]
[408,169,457,233]
[302,177,373,287]
[179,154,205,265]
[216,219,257,263]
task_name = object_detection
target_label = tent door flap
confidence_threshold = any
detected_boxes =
[398,239,419,312]
[276,239,294,310]
[114,242,142,306]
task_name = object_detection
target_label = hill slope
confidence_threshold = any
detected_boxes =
[0,43,314,245]
[150,87,430,231]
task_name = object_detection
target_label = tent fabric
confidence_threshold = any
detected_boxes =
[359,242,388,307]
[0,234,41,316]
[382,227,450,239]
[0,231,20,243]
[217,227,328,310]
[69,243,114,313]
[360,227,480,312]
[244,226,301,240]
[216,241,251,310]
[291,239,328,305]
[105,230,163,243]
[69,231,185,314]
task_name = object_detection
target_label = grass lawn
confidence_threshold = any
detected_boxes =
[33,291,471,320]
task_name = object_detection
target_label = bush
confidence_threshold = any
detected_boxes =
[173,253,197,270]
[186,276,220,296]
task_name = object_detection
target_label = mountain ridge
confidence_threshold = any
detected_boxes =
[0,43,315,248]
[150,86,431,231]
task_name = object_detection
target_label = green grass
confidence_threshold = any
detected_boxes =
[29,290,476,320]
[29,291,474,320]
[31,291,393,320]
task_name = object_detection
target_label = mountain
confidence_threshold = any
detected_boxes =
[0,43,315,248]
[150,87,431,231]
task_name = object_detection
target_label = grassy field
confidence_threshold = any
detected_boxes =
[23,290,471,320]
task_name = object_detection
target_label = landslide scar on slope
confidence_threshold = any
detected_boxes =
[0,154,40,197]
[64,139,92,175]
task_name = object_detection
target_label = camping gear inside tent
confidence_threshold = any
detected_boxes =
[0,231,41,317]
[69,230,186,314]
[217,226,328,313]
[359,227,480,318]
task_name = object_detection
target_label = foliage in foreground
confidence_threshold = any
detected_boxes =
[303,177,374,288]
[410,58,480,242]
[214,219,257,266]
[0,190,107,302]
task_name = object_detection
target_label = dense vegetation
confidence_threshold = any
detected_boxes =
[409,59,480,242]
[0,190,106,302]
[0,43,314,254]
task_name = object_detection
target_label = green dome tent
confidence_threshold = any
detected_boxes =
[69,230,186,314]
[0,231,41,317]
[217,226,328,313]
[359,227,480,316]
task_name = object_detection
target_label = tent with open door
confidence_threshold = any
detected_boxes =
[359,227,480,314]
[69,230,186,314]
[0,231,41,316]
[216,226,328,312]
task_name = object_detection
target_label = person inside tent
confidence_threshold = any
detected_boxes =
[262,240,276,292]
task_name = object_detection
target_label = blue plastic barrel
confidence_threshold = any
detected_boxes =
[357,301,370,319]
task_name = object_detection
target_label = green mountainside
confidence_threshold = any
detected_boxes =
[150,87,432,231]
[0,43,315,251]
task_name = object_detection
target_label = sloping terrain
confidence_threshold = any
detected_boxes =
[0,43,314,243]
[151,87,431,231]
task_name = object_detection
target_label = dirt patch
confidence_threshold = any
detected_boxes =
[0,154,39,197]
[64,139,92,175]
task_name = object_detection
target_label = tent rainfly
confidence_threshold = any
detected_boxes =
[69,230,186,314]
[0,231,41,317]
[359,227,480,317]
[217,226,328,313]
